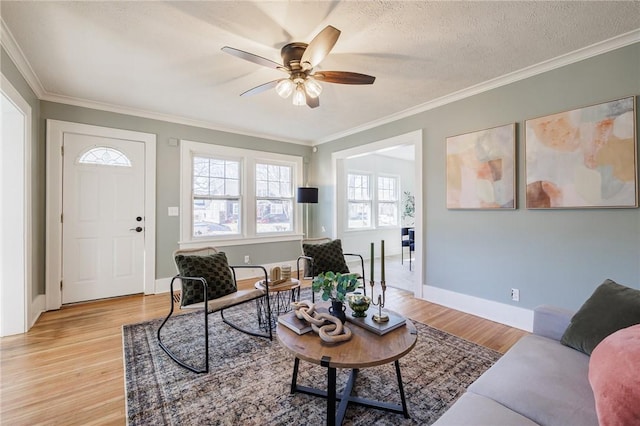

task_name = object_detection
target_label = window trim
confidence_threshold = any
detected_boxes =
[346,171,373,230]
[179,140,303,248]
[376,174,400,228]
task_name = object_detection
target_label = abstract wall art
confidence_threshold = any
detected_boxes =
[525,97,637,209]
[446,123,516,209]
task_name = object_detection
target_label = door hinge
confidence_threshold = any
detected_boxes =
[60,213,63,223]
[60,280,63,290]
[61,145,64,155]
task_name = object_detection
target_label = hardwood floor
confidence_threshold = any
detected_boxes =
[0,279,527,425]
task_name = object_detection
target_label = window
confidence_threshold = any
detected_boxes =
[78,146,131,167]
[192,156,240,237]
[377,176,399,226]
[180,140,303,246]
[347,173,371,229]
[256,163,293,233]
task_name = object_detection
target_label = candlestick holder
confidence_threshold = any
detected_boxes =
[369,279,389,323]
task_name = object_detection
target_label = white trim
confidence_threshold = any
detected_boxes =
[0,73,32,336]
[0,18,46,98]
[46,120,156,310]
[3,16,637,147]
[179,139,304,246]
[331,130,424,299]
[422,285,534,332]
[316,29,640,144]
[30,294,45,329]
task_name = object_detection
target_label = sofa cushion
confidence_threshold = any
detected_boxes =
[433,392,538,426]
[561,279,640,355]
[468,334,598,426]
[589,324,640,426]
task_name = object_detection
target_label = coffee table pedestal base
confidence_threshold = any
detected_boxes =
[289,357,410,426]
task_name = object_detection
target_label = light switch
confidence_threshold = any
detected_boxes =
[168,207,179,216]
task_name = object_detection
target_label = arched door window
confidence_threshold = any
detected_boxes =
[78,146,131,167]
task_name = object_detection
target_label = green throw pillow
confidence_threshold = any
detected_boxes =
[302,239,350,277]
[174,252,237,306]
[561,279,640,355]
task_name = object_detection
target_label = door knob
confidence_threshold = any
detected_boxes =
[129,227,143,232]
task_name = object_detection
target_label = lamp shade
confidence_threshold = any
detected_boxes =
[297,187,318,204]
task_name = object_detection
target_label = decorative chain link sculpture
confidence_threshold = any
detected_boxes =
[291,300,352,343]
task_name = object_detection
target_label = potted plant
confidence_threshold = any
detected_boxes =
[312,272,359,323]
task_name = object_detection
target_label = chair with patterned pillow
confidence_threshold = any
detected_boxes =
[297,238,367,301]
[157,247,271,373]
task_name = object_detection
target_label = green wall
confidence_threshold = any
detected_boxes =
[3,41,639,311]
[1,46,44,296]
[311,43,640,311]
[38,102,313,278]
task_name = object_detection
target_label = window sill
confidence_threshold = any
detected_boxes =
[179,233,304,249]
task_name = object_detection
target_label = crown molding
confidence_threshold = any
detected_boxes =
[0,18,45,98]
[316,29,640,145]
[37,91,311,146]
[2,14,638,147]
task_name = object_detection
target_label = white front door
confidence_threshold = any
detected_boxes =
[62,134,145,303]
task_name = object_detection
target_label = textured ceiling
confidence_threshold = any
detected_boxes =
[1,1,639,144]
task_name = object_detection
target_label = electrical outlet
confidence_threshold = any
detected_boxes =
[244,255,250,264]
[511,288,520,302]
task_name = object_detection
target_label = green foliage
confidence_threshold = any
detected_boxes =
[311,271,359,302]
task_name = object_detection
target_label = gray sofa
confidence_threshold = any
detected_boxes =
[434,305,598,426]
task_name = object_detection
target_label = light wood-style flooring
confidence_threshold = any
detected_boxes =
[0,279,527,425]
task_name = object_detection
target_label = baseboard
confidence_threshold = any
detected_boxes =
[155,259,302,294]
[29,294,46,329]
[422,285,533,332]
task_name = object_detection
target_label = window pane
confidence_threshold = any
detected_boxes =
[193,156,241,197]
[256,163,292,198]
[378,202,398,226]
[78,146,131,167]
[193,176,208,195]
[348,202,371,228]
[378,176,398,202]
[192,198,240,237]
[347,173,370,201]
[256,200,292,233]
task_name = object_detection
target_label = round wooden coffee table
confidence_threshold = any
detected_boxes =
[277,306,418,426]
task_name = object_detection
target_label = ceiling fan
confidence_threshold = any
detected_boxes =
[221,25,375,108]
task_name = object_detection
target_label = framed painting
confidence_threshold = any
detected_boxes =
[525,96,637,209]
[446,123,516,209]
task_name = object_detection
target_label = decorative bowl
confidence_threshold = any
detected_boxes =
[347,293,371,318]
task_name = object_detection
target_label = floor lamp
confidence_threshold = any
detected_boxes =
[297,187,318,237]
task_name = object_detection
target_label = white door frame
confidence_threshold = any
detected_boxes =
[0,74,32,336]
[46,120,156,310]
[330,130,424,299]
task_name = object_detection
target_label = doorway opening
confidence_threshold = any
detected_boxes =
[1,75,32,336]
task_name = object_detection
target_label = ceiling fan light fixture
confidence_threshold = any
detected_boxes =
[275,79,294,98]
[292,84,306,106]
[304,77,322,98]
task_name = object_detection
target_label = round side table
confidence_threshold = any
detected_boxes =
[254,278,301,331]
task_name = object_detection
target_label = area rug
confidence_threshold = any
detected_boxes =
[123,296,501,425]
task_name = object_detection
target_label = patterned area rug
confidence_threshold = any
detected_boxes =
[123,294,501,425]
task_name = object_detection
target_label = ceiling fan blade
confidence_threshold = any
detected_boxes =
[221,46,289,72]
[313,71,376,85]
[305,92,320,109]
[240,80,280,97]
[300,25,341,71]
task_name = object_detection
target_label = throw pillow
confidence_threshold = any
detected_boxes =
[561,279,640,355]
[589,324,640,426]
[302,239,350,277]
[174,252,236,306]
